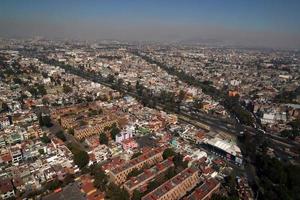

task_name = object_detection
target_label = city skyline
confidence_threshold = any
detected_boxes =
[1,0,300,49]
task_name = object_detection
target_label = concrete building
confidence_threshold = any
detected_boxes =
[0,179,15,200]
[142,167,200,200]
[109,147,164,185]
[184,178,220,200]
[124,158,174,195]
[74,120,117,140]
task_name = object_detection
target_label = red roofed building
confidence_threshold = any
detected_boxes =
[1,152,12,164]
[78,175,104,200]
[184,178,220,200]
[109,147,165,185]
[124,159,174,195]
[101,157,125,172]
[122,138,138,151]
[0,179,15,200]
[142,167,200,200]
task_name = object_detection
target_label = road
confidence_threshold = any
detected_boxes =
[27,52,298,157]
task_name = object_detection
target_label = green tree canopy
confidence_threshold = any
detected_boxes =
[99,133,109,145]
[132,190,143,200]
[110,123,120,140]
[127,168,143,179]
[56,130,66,141]
[68,128,75,135]
[74,150,89,169]
[41,133,51,144]
[94,169,108,191]
[162,148,176,159]
[106,183,129,200]
[62,84,73,93]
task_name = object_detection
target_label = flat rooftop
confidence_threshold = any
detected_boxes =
[111,147,164,175]
[42,183,85,200]
[142,166,199,200]
[184,178,220,200]
[124,158,174,189]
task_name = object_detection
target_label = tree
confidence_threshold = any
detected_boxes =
[165,167,176,179]
[37,84,47,96]
[40,134,51,143]
[288,118,300,130]
[79,120,88,126]
[94,169,108,191]
[254,154,299,200]
[1,102,9,112]
[62,84,73,93]
[173,153,188,171]
[110,123,120,140]
[56,130,66,141]
[46,179,62,191]
[99,133,108,145]
[107,74,115,83]
[38,114,53,127]
[106,183,129,200]
[29,84,47,97]
[74,150,89,169]
[225,172,238,197]
[127,82,132,91]
[193,99,204,109]
[178,90,185,103]
[132,190,143,200]
[63,174,75,186]
[68,128,74,135]
[13,77,22,84]
[127,168,142,179]
[131,151,142,159]
[38,149,45,155]
[42,98,49,105]
[147,180,161,192]
[162,148,176,159]
[117,78,124,88]
[43,115,52,127]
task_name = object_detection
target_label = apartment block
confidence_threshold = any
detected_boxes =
[142,166,200,200]
[184,178,220,200]
[109,147,165,185]
[74,120,117,140]
[124,158,174,195]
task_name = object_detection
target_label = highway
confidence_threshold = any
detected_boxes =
[33,54,298,157]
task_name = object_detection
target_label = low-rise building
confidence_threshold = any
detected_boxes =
[142,167,200,200]
[109,147,165,185]
[184,178,220,200]
[0,179,15,200]
[124,158,174,195]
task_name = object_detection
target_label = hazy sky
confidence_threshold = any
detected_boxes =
[1,0,300,48]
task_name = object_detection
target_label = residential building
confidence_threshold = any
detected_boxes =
[184,178,220,200]
[0,179,15,200]
[142,167,200,200]
[109,147,164,185]
[123,158,174,195]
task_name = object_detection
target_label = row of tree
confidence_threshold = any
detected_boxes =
[132,51,256,126]
[41,55,254,127]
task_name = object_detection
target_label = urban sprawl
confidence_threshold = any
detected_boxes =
[0,39,299,200]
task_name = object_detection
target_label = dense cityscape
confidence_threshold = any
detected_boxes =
[1,1,300,200]
[0,39,299,200]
